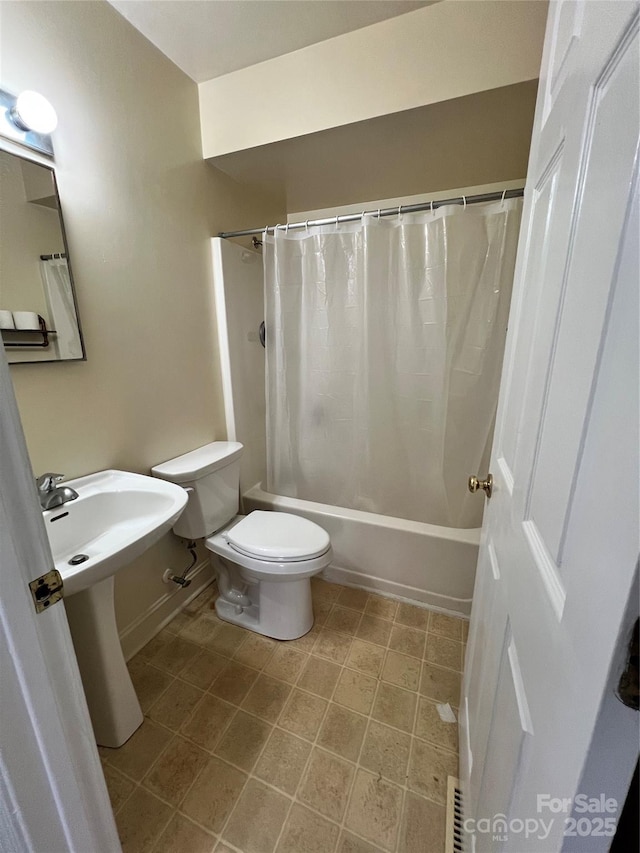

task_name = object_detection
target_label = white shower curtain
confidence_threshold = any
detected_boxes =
[264,199,522,528]
[39,257,83,360]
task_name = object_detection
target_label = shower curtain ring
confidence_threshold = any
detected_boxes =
[462,196,467,210]
[501,189,507,206]
[377,209,381,219]
[305,220,310,231]
[397,205,402,219]
[430,200,434,215]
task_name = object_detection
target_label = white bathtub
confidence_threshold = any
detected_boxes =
[243,483,479,617]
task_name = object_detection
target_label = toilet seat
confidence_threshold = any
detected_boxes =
[223,510,330,562]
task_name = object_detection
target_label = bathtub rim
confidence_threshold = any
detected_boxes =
[243,482,481,546]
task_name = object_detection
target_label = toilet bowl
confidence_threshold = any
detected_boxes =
[152,442,332,640]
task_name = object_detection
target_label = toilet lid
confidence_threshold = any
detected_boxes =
[224,511,330,562]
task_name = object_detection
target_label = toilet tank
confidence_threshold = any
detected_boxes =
[151,442,243,539]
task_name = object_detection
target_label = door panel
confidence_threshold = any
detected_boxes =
[461,3,639,851]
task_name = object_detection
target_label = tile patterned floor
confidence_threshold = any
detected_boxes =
[100,579,468,853]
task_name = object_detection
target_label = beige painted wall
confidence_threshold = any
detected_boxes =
[199,0,548,157]
[1,0,283,639]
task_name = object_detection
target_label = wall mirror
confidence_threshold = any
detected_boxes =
[0,148,85,363]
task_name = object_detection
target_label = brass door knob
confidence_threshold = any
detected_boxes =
[468,473,493,499]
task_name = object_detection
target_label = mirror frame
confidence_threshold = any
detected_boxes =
[0,138,86,364]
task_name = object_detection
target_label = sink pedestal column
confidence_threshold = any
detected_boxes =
[64,576,143,748]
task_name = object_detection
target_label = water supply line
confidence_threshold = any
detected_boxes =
[164,540,198,588]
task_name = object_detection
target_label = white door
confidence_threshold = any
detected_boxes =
[460,2,639,852]
[0,346,119,849]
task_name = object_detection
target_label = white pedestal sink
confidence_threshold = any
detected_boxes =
[43,470,188,747]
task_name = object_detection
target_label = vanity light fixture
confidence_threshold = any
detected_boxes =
[0,87,57,156]
[10,91,58,134]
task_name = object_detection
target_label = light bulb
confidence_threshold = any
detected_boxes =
[11,91,58,134]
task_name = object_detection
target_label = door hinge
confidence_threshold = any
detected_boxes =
[617,618,639,711]
[28,569,64,613]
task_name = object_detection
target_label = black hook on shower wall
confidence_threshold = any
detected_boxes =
[259,321,266,348]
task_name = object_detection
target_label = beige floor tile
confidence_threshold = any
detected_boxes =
[297,656,341,698]
[408,739,458,804]
[102,765,135,813]
[399,791,446,853]
[359,721,411,785]
[388,625,426,660]
[254,728,311,794]
[325,606,362,636]
[137,629,173,662]
[395,603,430,631]
[419,663,461,706]
[148,679,204,730]
[364,596,398,622]
[214,710,272,771]
[276,803,340,853]
[461,620,469,641]
[128,660,174,713]
[278,689,328,740]
[415,697,458,753]
[178,614,219,646]
[313,599,333,626]
[381,650,421,691]
[180,693,236,752]
[313,628,353,664]
[151,636,200,676]
[181,649,229,691]
[333,668,377,715]
[209,660,259,705]
[222,778,291,853]
[154,813,216,853]
[337,587,370,612]
[344,769,403,852]
[205,623,247,657]
[242,674,292,721]
[143,736,209,806]
[424,634,463,671]
[338,830,385,852]
[287,626,322,653]
[318,704,367,762]
[356,615,392,647]
[233,633,277,669]
[104,719,173,782]
[428,611,464,641]
[116,786,173,853]
[298,748,355,822]
[163,609,194,635]
[264,645,309,683]
[214,845,235,853]
[371,683,417,733]
[345,640,385,677]
[181,755,247,833]
[311,578,344,602]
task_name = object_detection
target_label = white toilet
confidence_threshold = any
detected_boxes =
[152,441,332,640]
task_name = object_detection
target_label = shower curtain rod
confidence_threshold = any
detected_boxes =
[218,187,525,240]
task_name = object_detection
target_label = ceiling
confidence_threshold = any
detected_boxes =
[107,0,436,83]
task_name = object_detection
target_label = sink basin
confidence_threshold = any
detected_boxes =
[45,469,188,748]
[44,469,188,596]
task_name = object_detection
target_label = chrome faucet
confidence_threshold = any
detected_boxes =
[36,472,79,510]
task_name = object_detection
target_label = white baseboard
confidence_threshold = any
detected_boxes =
[322,564,472,618]
[119,559,215,660]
